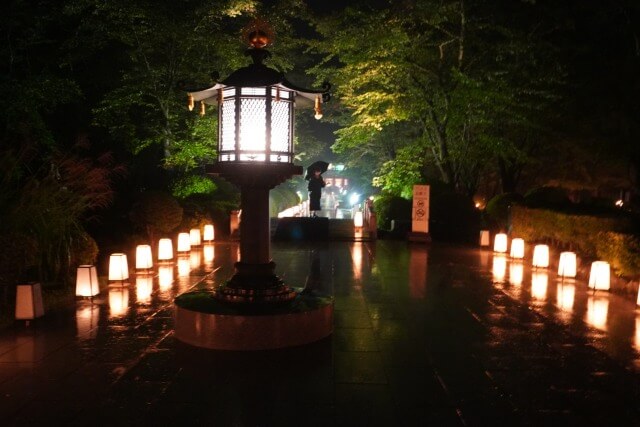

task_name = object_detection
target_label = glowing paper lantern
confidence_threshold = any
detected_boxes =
[189,228,202,246]
[510,238,525,259]
[135,245,153,270]
[588,261,610,291]
[532,245,549,268]
[558,252,577,278]
[203,224,215,241]
[493,233,508,253]
[108,253,129,281]
[158,238,174,262]
[75,265,100,297]
[177,233,191,253]
[353,211,364,228]
[15,283,45,320]
[479,230,490,247]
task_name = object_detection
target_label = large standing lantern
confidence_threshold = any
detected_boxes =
[175,20,333,350]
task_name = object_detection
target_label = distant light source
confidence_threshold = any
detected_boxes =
[588,261,610,291]
[158,238,174,262]
[493,233,508,253]
[135,245,153,270]
[75,265,100,297]
[177,232,191,253]
[349,193,360,207]
[510,238,525,259]
[479,230,490,247]
[532,245,549,268]
[353,211,364,228]
[558,252,577,278]
[189,229,202,246]
[203,224,215,241]
[615,199,624,207]
[108,253,129,281]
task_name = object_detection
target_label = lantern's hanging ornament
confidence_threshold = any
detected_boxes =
[187,93,195,111]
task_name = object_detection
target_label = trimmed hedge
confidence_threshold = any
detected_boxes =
[510,206,640,277]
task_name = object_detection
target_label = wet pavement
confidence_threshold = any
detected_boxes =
[1,240,640,425]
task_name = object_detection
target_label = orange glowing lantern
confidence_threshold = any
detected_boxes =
[108,253,129,281]
[532,245,549,268]
[158,238,174,262]
[203,224,215,241]
[135,244,153,270]
[493,233,508,253]
[15,283,45,320]
[177,232,191,253]
[75,265,100,297]
[510,238,525,259]
[558,251,577,278]
[588,261,610,291]
[479,230,490,247]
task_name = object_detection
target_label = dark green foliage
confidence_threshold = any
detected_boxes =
[428,182,480,243]
[485,193,524,231]
[270,184,300,218]
[523,186,571,209]
[596,232,640,278]
[129,191,183,243]
[373,193,412,231]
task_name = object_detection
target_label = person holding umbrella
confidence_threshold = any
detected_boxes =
[306,161,328,217]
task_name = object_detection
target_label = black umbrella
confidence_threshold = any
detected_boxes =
[305,160,329,180]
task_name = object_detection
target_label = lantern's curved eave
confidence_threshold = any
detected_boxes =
[189,63,328,106]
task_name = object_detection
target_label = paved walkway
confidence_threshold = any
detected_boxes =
[1,241,639,425]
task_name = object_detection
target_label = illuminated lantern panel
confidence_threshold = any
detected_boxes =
[532,245,549,268]
[479,230,490,247]
[189,229,202,246]
[492,255,507,282]
[558,252,577,278]
[203,224,215,241]
[531,272,548,300]
[158,238,174,262]
[493,233,508,253]
[177,233,191,253]
[588,261,610,291]
[354,211,364,228]
[76,265,100,297]
[108,253,129,281]
[135,245,153,270]
[510,238,525,259]
[509,263,523,286]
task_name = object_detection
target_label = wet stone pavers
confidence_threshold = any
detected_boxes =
[0,241,639,425]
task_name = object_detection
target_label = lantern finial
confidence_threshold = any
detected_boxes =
[242,18,274,49]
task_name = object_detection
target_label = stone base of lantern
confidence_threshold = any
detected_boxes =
[174,289,333,350]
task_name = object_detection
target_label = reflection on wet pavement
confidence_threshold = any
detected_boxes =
[0,241,639,425]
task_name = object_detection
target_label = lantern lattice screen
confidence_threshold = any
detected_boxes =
[239,98,266,152]
[271,101,290,154]
[221,99,236,152]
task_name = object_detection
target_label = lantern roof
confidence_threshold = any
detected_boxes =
[186,47,330,107]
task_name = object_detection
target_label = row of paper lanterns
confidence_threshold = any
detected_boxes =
[481,231,611,291]
[75,225,215,298]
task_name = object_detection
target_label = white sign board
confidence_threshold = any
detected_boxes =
[412,185,430,234]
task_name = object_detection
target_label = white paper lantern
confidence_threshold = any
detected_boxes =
[532,245,549,268]
[75,265,100,297]
[493,233,508,253]
[588,261,610,291]
[203,224,215,241]
[510,238,525,259]
[158,238,174,262]
[479,230,490,247]
[108,253,129,281]
[557,251,577,278]
[177,232,191,253]
[135,245,153,270]
[189,228,202,246]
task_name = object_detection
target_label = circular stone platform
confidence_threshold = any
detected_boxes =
[173,290,333,350]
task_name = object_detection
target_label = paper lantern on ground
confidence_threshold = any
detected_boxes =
[532,245,549,268]
[203,224,215,241]
[479,230,490,247]
[135,245,153,270]
[177,232,191,253]
[75,265,100,297]
[158,238,174,262]
[354,211,364,228]
[558,252,577,278]
[510,238,525,259]
[15,283,45,320]
[588,261,610,291]
[108,253,129,281]
[189,228,202,246]
[493,233,508,253]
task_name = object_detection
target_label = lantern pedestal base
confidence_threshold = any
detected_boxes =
[174,289,333,350]
[216,262,297,304]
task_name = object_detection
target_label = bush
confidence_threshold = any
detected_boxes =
[485,193,524,231]
[596,232,640,277]
[523,186,571,209]
[373,192,412,231]
[129,191,183,243]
